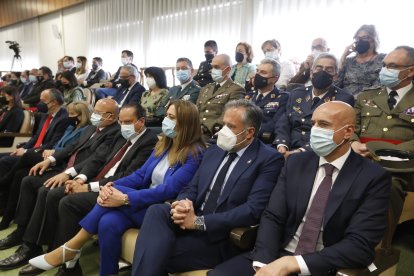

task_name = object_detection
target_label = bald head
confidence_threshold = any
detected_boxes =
[316,101,355,125]
[311,38,329,52]
[93,98,119,127]
[213,54,232,68]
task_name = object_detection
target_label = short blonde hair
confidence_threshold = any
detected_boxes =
[67,101,92,128]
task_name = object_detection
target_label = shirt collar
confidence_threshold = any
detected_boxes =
[130,127,147,144]
[386,82,413,99]
[319,147,351,171]
[312,89,329,99]
[180,79,192,90]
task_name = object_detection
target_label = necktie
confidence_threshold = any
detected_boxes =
[66,129,100,168]
[256,93,263,103]
[295,163,335,255]
[93,141,132,181]
[213,83,221,93]
[311,97,320,109]
[203,152,238,214]
[388,90,398,110]
[34,115,53,148]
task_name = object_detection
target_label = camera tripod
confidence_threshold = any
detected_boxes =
[11,54,22,71]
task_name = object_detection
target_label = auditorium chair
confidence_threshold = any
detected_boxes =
[83,88,96,106]
[0,109,34,153]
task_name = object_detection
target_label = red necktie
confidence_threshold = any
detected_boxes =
[34,115,53,148]
[93,141,132,181]
[295,163,335,255]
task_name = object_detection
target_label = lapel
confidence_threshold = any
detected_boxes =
[44,108,64,137]
[295,153,319,219]
[176,81,194,99]
[372,88,391,113]
[255,87,279,107]
[216,139,259,208]
[393,85,414,114]
[324,151,362,227]
[72,126,98,152]
[145,149,169,182]
[199,148,227,203]
[206,79,232,100]
[117,129,149,168]
[301,89,314,116]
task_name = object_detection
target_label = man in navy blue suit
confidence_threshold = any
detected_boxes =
[132,99,284,275]
[274,53,354,158]
[112,65,145,108]
[210,101,390,276]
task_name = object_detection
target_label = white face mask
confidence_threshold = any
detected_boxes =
[63,61,72,69]
[265,50,280,60]
[216,125,247,152]
[312,49,324,58]
[146,77,157,89]
[75,62,82,69]
[121,57,129,65]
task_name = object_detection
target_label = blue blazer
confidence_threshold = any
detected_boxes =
[252,150,390,274]
[53,125,88,151]
[274,85,354,150]
[113,82,146,107]
[177,139,284,243]
[115,148,204,211]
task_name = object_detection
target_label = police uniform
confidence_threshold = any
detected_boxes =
[274,85,354,150]
[193,60,214,87]
[250,87,289,143]
[197,79,245,136]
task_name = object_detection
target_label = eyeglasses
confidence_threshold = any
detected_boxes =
[382,63,414,70]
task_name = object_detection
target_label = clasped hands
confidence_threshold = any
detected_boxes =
[170,199,197,230]
[97,182,126,207]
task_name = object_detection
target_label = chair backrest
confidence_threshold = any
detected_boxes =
[20,110,35,134]
[83,88,96,106]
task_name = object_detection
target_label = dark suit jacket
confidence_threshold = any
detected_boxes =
[252,150,390,274]
[84,69,106,87]
[24,107,69,150]
[112,82,146,107]
[193,60,213,87]
[19,82,34,98]
[274,85,354,150]
[158,80,201,115]
[52,123,120,171]
[23,79,55,106]
[177,139,284,243]
[111,64,138,84]
[250,87,289,142]
[78,129,158,185]
[0,106,24,133]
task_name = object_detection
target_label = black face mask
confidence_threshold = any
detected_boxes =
[37,102,49,113]
[119,79,130,88]
[311,70,333,90]
[355,40,370,54]
[92,64,98,71]
[205,53,214,61]
[0,96,8,105]
[9,80,18,86]
[37,76,44,82]
[63,83,72,90]
[254,74,270,89]
[235,52,244,63]
[67,116,80,127]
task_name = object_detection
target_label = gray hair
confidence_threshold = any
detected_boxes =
[261,58,281,77]
[121,65,139,78]
[394,46,414,65]
[224,99,263,137]
[47,88,64,105]
[312,53,338,74]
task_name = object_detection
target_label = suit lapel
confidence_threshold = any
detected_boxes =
[199,148,227,203]
[302,89,313,116]
[393,86,414,114]
[296,153,319,219]
[324,151,362,227]
[372,88,390,113]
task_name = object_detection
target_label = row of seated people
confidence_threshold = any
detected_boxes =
[0,43,411,275]
[0,96,391,276]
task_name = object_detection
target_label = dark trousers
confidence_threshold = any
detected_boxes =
[208,252,254,276]
[132,203,241,276]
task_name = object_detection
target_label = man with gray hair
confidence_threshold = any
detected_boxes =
[274,53,354,158]
[250,58,289,143]
[132,99,284,275]
[197,54,245,139]
[112,65,145,108]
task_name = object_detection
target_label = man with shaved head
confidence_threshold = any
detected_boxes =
[197,54,245,139]
[0,99,120,271]
[211,101,391,276]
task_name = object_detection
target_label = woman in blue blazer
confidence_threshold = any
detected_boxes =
[30,100,206,276]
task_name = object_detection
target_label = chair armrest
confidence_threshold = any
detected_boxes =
[0,132,32,138]
[230,225,259,250]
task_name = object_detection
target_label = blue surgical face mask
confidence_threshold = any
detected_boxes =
[176,69,191,83]
[310,125,347,157]
[29,75,37,83]
[90,112,103,127]
[162,117,177,138]
[211,68,224,83]
[121,123,137,140]
[379,67,403,88]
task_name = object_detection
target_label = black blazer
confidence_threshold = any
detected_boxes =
[23,107,69,150]
[112,82,146,107]
[52,123,120,171]
[111,64,138,84]
[23,79,55,106]
[19,82,34,99]
[0,106,24,133]
[84,69,106,87]
[79,128,158,185]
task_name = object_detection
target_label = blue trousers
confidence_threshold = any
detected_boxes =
[94,88,117,100]
[79,186,146,276]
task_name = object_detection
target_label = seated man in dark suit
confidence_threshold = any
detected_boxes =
[0,99,119,270]
[210,101,390,276]
[112,65,145,108]
[83,57,107,88]
[132,99,285,275]
[274,53,354,158]
[18,103,158,275]
[249,58,289,144]
[18,70,34,98]
[22,66,56,107]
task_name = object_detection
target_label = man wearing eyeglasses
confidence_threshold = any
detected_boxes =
[112,65,145,108]
[351,45,414,249]
[274,53,354,159]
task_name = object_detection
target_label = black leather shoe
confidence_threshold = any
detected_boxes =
[0,229,23,250]
[54,262,83,276]
[0,244,43,270]
[18,264,45,276]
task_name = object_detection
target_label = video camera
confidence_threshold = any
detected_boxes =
[5,41,21,57]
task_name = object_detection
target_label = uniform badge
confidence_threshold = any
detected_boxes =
[182,95,190,101]
[271,94,276,99]
[296,98,302,104]
[403,106,414,116]
[293,106,302,114]
[305,95,311,102]
[362,99,377,107]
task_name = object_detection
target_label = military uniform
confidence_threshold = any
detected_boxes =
[193,60,214,87]
[274,85,354,150]
[250,87,289,143]
[197,79,245,136]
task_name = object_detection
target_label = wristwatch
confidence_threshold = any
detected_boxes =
[123,194,130,206]
[194,216,205,231]
[87,184,92,192]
